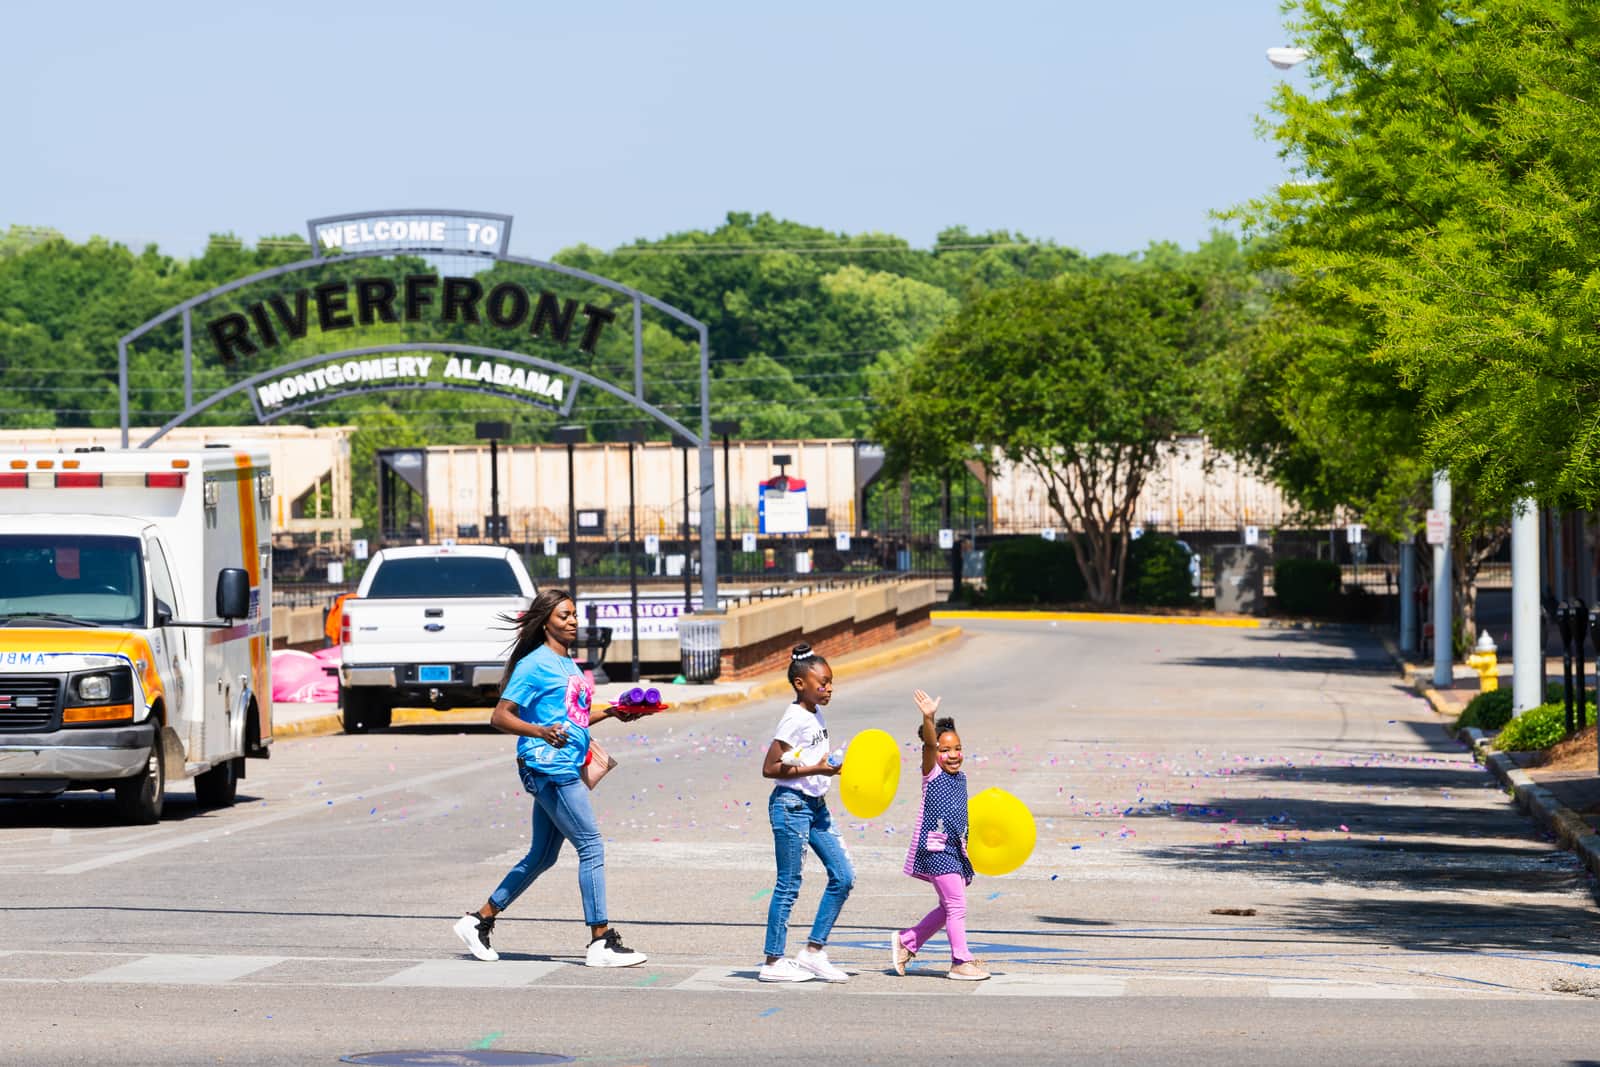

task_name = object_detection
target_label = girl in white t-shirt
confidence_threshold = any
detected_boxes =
[756,643,853,984]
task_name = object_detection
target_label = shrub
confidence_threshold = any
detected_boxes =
[1494,702,1569,751]
[984,538,1086,605]
[1273,557,1342,616]
[1456,688,1514,732]
[1125,534,1194,607]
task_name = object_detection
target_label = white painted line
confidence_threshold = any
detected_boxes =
[379,959,563,988]
[975,973,1127,997]
[48,755,506,875]
[1268,982,1417,999]
[674,966,790,991]
[79,954,283,985]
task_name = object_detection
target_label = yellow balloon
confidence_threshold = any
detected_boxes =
[838,728,901,819]
[966,787,1037,876]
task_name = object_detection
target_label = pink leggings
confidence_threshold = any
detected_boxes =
[898,873,970,963]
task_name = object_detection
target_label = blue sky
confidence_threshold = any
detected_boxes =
[6,1,1307,260]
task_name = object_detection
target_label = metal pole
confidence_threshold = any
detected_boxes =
[1511,496,1541,714]
[1399,540,1417,657]
[489,437,501,545]
[628,438,641,683]
[723,434,733,550]
[566,441,578,605]
[1577,597,1589,732]
[1432,470,1454,688]
[695,325,720,613]
[682,442,692,612]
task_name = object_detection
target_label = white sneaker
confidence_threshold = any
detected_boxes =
[585,928,647,968]
[757,957,816,983]
[453,913,498,962]
[794,946,850,983]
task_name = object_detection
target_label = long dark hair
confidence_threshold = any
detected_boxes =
[502,588,576,677]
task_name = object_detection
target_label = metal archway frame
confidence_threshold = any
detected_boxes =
[116,233,721,608]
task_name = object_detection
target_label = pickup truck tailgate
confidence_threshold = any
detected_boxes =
[342,597,523,665]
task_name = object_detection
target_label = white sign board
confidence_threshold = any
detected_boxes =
[543,536,559,557]
[759,482,809,534]
[938,528,955,550]
[1345,524,1363,545]
[1244,525,1260,546]
[327,561,345,584]
[795,550,813,574]
[577,593,705,642]
[644,534,660,555]
[352,539,369,561]
[557,557,571,580]
[1426,509,1448,545]
[741,532,758,553]
[1041,528,1057,542]
[835,533,851,552]
[1130,525,1145,541]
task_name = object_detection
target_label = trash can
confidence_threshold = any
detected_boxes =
[1214,546,1267,615]
[679,619,723,684]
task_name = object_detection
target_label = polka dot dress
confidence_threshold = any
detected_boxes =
[904,768,974,884]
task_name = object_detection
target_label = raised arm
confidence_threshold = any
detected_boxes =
[914,689,942,776]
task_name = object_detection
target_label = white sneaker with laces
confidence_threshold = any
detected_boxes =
[794,946,850,983]
[757,957,816,983]
[452,913,498,962]
[585,928,648,968]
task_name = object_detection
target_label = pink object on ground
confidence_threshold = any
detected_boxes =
[271,648,341,703]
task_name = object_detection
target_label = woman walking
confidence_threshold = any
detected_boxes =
[452,588,647,967]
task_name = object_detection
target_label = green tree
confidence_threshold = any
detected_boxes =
[875,271,1227,606]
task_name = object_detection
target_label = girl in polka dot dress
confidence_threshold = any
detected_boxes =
[889,689,990,981]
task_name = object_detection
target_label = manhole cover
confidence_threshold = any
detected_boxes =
[341,1053,574,1066]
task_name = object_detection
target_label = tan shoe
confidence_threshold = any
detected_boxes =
[890,931,915,976]
[948,960,991,981]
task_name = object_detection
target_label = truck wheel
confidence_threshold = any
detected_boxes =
[341,689,391,733]
[194,756,240,808]
[114,736,165,825]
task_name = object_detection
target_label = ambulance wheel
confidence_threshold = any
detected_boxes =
[114,736,165,825]
[194,756,240,808]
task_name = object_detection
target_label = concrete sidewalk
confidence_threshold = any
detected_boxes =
[1386,638,1600,881]
[270,622,963,740]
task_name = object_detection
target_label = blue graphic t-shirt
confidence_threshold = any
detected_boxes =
[500,645,593,783]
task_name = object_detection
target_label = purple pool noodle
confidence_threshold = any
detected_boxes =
[643,687,661,705]
[624,687,646,705]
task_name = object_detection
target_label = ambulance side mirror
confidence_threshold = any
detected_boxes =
[216,568,250,622]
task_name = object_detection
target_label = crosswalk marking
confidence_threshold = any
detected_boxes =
[976,973,1127,997]
[78,954,283,985]
[379,959,563,988]
[1269,982,1417,999]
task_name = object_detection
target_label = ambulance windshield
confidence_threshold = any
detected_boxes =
[0,536,146,627]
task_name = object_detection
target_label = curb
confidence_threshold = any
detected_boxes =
[931,609,1263,629]
[269,624,964,743]
[1412,692,1600,882]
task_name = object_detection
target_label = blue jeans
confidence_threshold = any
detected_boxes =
[489,765,606,926]
[764,786,854,958]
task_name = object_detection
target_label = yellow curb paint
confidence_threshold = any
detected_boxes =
[932,609,1261,629]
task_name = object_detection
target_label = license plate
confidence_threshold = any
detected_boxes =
[418,665,452,683]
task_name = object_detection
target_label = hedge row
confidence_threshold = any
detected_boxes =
[983,534,1193,607]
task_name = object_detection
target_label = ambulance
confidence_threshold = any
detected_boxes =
[0,447,273,822]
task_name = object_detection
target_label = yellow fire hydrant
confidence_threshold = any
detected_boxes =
[1465,630,1498,692]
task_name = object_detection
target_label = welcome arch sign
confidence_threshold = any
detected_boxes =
[115,208,722,605]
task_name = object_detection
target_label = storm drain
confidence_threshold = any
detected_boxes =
[340,1053,574,1066]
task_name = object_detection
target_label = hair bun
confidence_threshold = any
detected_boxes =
[790,643,814,662]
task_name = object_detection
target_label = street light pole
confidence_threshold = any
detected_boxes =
[551,425,586,604]
[712,419,739,562]
[674,434,692,613]
[619,425,646,683]
[475,421,510,544]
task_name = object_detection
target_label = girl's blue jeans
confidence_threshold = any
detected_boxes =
[490,765,606,926]
[764,786,854,958]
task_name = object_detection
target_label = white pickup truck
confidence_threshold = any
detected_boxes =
[336,544,535,732]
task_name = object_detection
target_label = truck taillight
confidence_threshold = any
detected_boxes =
[0,473,24,488]
[145,472,186,489]
[54,472,103,488]
[339,610,351,645]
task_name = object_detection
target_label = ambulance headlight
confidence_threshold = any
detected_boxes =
[77,674,112,702]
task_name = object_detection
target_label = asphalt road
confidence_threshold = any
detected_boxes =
[3,618,1599,1066]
